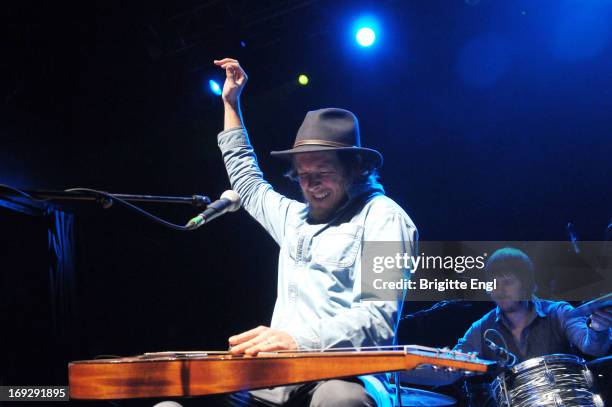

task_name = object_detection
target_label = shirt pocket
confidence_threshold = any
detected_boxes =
[312,224,363,268]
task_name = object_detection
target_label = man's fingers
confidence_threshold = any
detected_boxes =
[592,311,612,324]
[229,325,266,344]
[229,325,267,346]
[598,308,612,317]
[220,63,246,78]
[229,329,296,356]
[230,332,273,355]
[219,64,248,85]
[591,315,605,325]
[213,58,248,98]
[219,62,239,70]
[214,58,239,65]
[590,313,611,332]
[244,336,285,356]
[229,338,258,355]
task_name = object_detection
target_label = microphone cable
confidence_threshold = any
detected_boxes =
[65,188,194,231]
[1,184,195,231]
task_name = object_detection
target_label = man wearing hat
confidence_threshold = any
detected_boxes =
[213,58,417,406]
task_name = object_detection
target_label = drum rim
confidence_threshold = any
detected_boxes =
[508,353,586,374]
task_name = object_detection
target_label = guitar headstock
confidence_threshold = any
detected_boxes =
[399,345,497,385]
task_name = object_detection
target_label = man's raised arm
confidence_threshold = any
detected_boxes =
[213,58,300,245]
[214,58,246,130]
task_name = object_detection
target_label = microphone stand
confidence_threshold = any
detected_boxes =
[401,300,472,320]
[1,185,211,230]
[1,187,210,212]
[20,189,211,209]
[0,186,213,380]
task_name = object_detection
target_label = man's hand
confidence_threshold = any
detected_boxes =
[214,58,248,107]
[228,325,298,356]
[589,306,612,331]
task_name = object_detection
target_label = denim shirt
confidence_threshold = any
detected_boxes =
[217,127,418,352]
[455,297,611,362]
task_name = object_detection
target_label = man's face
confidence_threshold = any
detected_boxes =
[294,151,350,222]
[490,273,527,313]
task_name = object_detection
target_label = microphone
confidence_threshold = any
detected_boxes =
[185,190,241,230]
[484,338,509,359]
[483,328,517,367]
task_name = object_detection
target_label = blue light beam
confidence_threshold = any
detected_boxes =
[208,80,222,96]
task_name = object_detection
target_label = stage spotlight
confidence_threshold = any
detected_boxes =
[208,79,222,96]
[356,27,376,47]
[298,74,309,86]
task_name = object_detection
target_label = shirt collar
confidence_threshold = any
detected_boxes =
[533,296,547,317]
[347,180,385,200]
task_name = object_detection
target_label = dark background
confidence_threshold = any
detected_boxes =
[1,0,611,394]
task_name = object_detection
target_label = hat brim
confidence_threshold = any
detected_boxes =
[270,145,383,169]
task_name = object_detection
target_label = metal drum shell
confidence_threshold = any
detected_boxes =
[492,354,604,407]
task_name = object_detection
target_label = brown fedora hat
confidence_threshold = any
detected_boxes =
[270,108,383,168]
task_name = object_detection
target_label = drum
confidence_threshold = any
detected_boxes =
[589,356,612,407]
[491,354,604,407]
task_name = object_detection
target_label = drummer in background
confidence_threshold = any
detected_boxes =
[455,247,611,362]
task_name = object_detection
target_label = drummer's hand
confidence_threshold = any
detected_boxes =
[213,58,248,107]
[589,306,612,331]
[228,326,298,356]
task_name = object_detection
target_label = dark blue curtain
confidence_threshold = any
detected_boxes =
[47,208,76,347]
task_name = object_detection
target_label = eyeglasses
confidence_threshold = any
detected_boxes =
[295,171,339,183]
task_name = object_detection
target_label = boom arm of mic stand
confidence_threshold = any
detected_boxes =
[1,185,213,232]
[21,189,211,209]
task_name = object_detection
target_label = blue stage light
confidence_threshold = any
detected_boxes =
[209,80,222,96]
[356,27,376,47]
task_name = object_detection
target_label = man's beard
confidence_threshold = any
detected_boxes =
[304,193,349,223]
[303,181,351,223]
[498,299,528,313]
